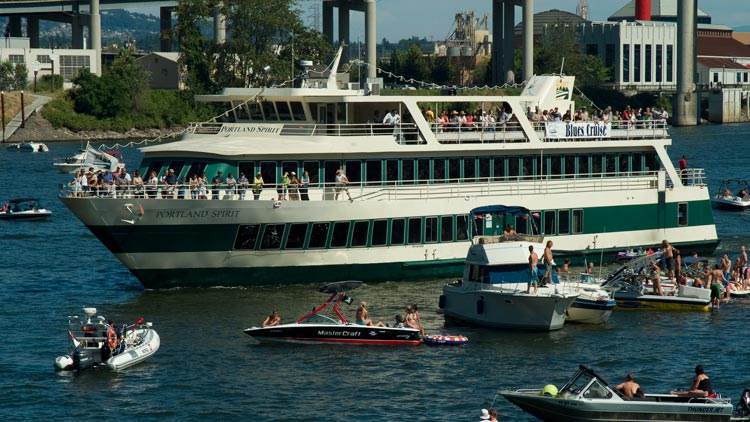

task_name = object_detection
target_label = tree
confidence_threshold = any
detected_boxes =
[430,56,454,85]
[398,44,429,83]
[13,63,28,91]
[173,0,213,93]
[535,24,610,86]
[0,62,13,91]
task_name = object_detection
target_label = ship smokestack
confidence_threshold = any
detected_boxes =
[635,0,651,21]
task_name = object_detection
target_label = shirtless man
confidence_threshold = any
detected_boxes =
[662,240,675,281]
[615,374,642,398]
[542,241,555,287]
[710,264,727,310]
[740,246,749,289]
[527,245,539,294]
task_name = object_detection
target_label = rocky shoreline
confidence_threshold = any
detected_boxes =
[4,112,185,143]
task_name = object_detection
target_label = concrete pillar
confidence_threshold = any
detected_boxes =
[673,0,697,126]
[522,0,534,82]
[90,0,101,75]
[8,16,22,37]
[365,0,376,80]
[491,1,503,84]
[72,15,84,49]
[213,4,226,45]
[338,5,350,66]
[322,1,334,45]
[28,16,40,48]
[503,1,515,82]
[160,7,172,52]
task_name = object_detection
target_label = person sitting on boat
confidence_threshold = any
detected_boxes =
[586,262,595,275]
[404,304,425,337]
[262,309,281,327]
[0,203,7,213]
[561,258,570,274]
[393,314,406,328]
[615,373,642,399]
[356,302,385,327]
[739,188,750,201]
[502,224,517,239]
[722,187,732,198]
[671,365,714,397]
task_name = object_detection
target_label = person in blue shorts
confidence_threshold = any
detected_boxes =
[528,245,539,294]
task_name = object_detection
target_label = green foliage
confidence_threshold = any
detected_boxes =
[430,57,454,85]
[0,62,14,91]
[173,0,213,94]
[13,63,28,91]
[39,75,64,92]
[535,25,610,86]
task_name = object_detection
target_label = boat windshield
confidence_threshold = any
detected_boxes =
[561,371,596,396]
[560,367,613,399]
[299,314,339,324]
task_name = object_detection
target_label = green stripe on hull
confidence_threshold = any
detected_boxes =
[131,260,465,289]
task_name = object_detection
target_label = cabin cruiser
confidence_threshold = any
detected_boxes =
[501,364,750,422]
[438,206,579,331]
[6,141,49,152]
[54,307,160,371]
[53,142,124,174]
[244,281,422,345]
[0,198,52,221]
[602,252,711,311]
[711,179,750,211]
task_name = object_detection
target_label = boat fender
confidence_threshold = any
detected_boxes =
[476,298,485,315]
[542,384,558,397]
[438,295,446,309]
[54,355,74,371]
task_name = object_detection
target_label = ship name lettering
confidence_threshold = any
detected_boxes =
[211,210,240,218]
[687,407,721,413]
[155,210,210,219]
[219,125,281,134]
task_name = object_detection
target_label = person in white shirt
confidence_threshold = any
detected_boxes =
[334,169,353,202]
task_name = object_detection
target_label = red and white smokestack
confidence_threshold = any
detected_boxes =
[635,0,652,21]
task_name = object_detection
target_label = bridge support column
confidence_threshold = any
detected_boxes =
[72,15,85,49]
[365,0,376,80]
[213,3,226,45]
[522,0,534,82]
[90,0,101,75]
[338,5,350,65]
[160,7,173,52]
[673,0,697,126]
[28,16,40,48]
[322,1,334,45]
[7,16,22,37]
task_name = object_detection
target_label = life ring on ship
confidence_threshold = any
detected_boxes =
[107,327,118,350]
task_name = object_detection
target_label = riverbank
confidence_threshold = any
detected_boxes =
[4,110,186,143]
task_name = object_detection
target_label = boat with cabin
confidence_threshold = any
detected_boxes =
[57,49,718,289]
[54,307,160,371]
[53,141,124,174]
[501,364,750,422]
[244,280,422,345]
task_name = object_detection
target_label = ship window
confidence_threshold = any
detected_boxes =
[233,224,260,250]
[261,161,277,185]
[290,102,306,120]
[591,155,603,178]
[330,222,350,248]
[644,153,659,172]
[508,157,520,181]
[551,155,562,179]
[516,215,529,235]
[261,101,277,120]
[564,156,575,179]
[605,154,616,176]
[493,157,506,181]
[417,159,430,184]
[619,154,629,176]
[168,161,186,177]
[578,155,590,178]
[402,159,414,185]
[479,157,490,181]
[324,161,341,185]
[408,217,422,244]
[303,161,319,187]
[186,161,207,179]
[386,160,399,185]
[522,156,535,180]
[531,212,542,235]
[441,216,454,242]
[425,217,438,243]
[469,264,481,282]
[678,203,688,226]
[145,161,164,179]
[391,218,406,245]
[456,215,469,241]
[632,153,643,175]
[544,211,556,235]
[309,223,330,249]
[345,160,361,185]
[558,210,570,235]
[372,220,388,246]
[433,159,446,184]
[351,221,370,247]
[463,158,476,182]
[238,161,255,181]
[572,209,583,234]
[448,158,461,183]
[276,102,292,120]
[248,102,263,121]
[285,223,308,249]
[366,160,382,186]
[282,161,298,178]
[259,224,285,250]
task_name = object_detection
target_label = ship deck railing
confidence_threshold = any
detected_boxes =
[187,120,669,145]
[60,169,706,201]
[473,234,545,245]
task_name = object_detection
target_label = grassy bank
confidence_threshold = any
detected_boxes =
[1,91,34,127]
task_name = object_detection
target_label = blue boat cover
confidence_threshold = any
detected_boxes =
[470,205,530,217]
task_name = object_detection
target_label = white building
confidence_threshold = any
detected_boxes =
[1,38,98,87]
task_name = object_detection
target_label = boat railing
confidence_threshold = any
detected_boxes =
[60,170,707,201]
[473,234,545,245]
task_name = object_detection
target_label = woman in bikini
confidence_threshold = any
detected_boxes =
[356,302,384,327]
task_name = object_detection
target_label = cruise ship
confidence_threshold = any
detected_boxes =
[60,67,718,288]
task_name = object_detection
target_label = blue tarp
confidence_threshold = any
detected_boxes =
[470,205,530,217]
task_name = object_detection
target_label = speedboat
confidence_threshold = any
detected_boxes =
[602,252,711,311]
[244,281,422,345]
[54,307,160,371]
[438,206,579,331]
[711,179,750,211]
[615,247,650,263]
[53,141,124,174]
[0,198,52,221]
[556,272,616,324]
[501,364,749,422]
[6,141,49,152]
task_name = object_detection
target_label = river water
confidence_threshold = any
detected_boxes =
[1,124,750,421]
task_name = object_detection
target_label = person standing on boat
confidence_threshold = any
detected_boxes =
[615,374,641,398]
[671,365,713,397]
[662,240,676,282]
[527,245,539,295]
[542,241,555,287]
[300,170,310,201]
[252,172,264,200]
[334,169,353,202]
[679,155,688,185]
[211,171,223,200]
[237,173,249,200]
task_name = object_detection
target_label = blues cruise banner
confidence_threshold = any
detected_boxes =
[545,121,611,139]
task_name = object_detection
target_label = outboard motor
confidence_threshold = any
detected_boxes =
[54,355,75,371]
[74,350,95,370]
[438,295,446,309]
